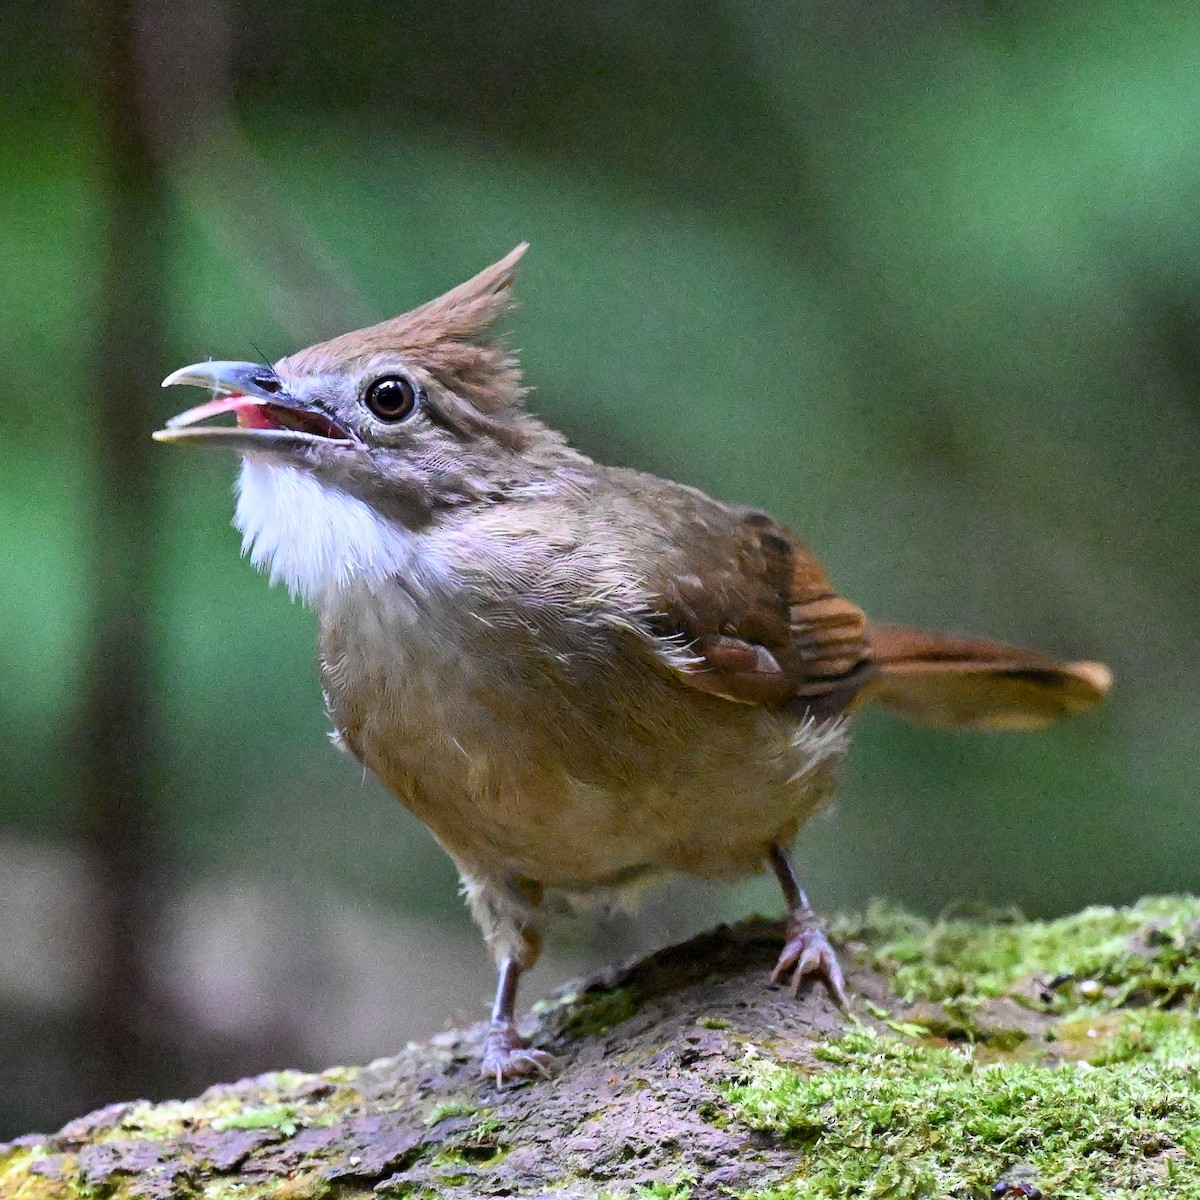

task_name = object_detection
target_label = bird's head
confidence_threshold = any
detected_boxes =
[156,244,586,602]
[156,244,570,523]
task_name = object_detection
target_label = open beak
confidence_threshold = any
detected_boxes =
[153,360,360,451]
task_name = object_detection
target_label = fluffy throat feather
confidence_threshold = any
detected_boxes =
[234,458,447,604]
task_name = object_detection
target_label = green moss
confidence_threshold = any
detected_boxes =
[211,1103,305,1135]
[833,894,1200,1012]
[746,898,1200,1196]
[121,1067,360,1142]
[0,1146,62,1200]
[1053,1007,1200,1064]
[422,1100,480,1127]
[559,986,640,1038]
[724,1025,1200,1199]
[428,1111,508,1171]
[598,1185,694,1200]
[196,1176,339,1200]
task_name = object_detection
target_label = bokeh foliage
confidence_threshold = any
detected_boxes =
[0,0,1197,1137]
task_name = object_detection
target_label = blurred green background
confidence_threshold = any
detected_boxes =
[1,0,1197,1139]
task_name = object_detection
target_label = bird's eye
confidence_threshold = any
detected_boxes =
[363,375,419,422]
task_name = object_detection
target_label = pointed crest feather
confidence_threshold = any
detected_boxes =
[399,242,528,347]
[281,244,530,415]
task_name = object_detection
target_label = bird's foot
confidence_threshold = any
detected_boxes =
[480,1021,554,1086]
[771,916,848,1008]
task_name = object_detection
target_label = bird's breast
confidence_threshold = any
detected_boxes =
[317,573,851,889]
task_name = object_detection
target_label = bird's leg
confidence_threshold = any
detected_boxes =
[481,955,553,1084]
[459,873,553,1084]
[767,844,848,1006]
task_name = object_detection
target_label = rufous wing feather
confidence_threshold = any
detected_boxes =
[857,624,1112,730]
[647,506,877,715]
[636,495,1109,730]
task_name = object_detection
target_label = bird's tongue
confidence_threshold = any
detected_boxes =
[164,394,282,431]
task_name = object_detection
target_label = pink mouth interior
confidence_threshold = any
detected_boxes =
[164,394,353,441]
[165,394,284,431]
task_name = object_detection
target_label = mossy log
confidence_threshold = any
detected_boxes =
[5,897,1200,1199]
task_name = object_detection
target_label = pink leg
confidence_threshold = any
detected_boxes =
[480,957,554,1086]
[767,845,848,1007]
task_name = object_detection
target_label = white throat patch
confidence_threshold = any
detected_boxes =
[234,458,439,605]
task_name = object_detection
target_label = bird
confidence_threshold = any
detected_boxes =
[155,244,1111,1081]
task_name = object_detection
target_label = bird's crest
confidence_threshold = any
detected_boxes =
[281,244,529,414]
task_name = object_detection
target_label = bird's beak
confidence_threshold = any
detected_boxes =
[153,360,360,451]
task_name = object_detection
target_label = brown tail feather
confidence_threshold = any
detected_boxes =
[856,624,1112,730]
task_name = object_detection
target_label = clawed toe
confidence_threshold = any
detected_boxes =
[772,922,848,1008]
[480,1022,555,1086]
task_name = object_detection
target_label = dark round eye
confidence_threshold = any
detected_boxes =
[363,374,419,422]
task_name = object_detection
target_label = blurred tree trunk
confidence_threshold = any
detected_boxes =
[2,922,871,1198]
[74,0,170,1109]
[70,0,368,1117]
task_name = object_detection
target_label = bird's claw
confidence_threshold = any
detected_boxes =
[772,920,848,1008]
[480,1022,554,1086]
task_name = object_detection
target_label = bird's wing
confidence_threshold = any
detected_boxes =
[638,504,876,716]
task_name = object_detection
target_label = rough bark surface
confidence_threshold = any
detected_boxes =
[4,902,1199,1199]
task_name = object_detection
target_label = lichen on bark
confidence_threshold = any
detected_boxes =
[4,897,1200,1199]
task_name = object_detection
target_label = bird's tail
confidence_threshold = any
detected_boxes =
[854,624,1112,730]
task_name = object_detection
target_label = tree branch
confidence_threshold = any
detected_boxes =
[5,898,1199,1198]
